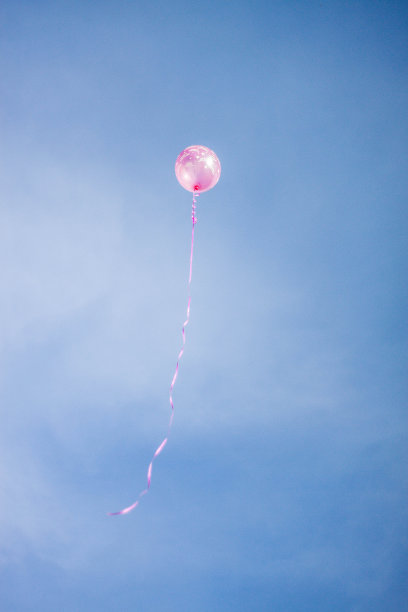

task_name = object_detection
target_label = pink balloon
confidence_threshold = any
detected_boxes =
[175,145,221,193]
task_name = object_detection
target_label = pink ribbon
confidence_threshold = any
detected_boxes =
[108,192,199,516]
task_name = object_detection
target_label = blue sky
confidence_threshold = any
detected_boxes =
[0,1,407,610]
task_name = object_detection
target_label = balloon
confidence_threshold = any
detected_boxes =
[109,145,221,517]
[175,145,221,193]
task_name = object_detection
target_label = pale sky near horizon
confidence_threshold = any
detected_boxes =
[0,1,407,610]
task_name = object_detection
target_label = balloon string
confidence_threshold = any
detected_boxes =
[108,192,199,516]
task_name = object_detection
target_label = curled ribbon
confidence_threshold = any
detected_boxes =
[108,192,199,515]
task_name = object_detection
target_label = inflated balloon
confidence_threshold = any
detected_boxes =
[175,145,221,193]
[109,146,221,516]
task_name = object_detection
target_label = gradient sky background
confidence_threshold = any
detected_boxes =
[0,1,407,610]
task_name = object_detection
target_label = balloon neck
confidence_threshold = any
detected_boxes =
[193,185,200,192]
